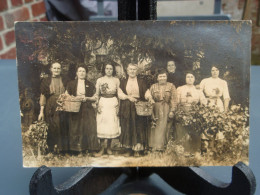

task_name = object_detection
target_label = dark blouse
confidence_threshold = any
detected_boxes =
[40,76,69,98]
[120,77,148,101]
[167,71,185,88]
[66,79,95,97]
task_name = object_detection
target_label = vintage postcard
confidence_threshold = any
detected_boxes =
[15,21,251,167]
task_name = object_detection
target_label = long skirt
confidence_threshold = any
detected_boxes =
[45,95,69,152]
[97,97,121,138]
[207,98,224,112]
[68,102,99,152]
[119,100,148,151]
[149,102,171,150]
[176,124,201,153]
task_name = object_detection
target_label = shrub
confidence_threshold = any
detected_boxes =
[175,103,249,163]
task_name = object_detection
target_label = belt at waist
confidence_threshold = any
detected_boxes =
[101,94,116,98]
[206,96,221,99]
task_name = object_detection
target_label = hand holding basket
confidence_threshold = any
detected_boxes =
[135,101,153,116]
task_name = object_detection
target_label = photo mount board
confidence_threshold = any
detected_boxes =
[15,20,251,167]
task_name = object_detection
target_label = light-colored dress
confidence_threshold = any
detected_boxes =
[176,85,206,153]
[149,82,177,150]
[177,85,207,109]
[200,77,230,112]
[96,76,121,139]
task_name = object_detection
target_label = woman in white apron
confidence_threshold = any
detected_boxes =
[95,63,121,156]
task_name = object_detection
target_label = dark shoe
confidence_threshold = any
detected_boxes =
[123,150,132,157]
[134,151,145,157]
[94,147,105,157]
[70,151,80,156]
[143,149,149,155]
[134,151,140,157]
[107,148,113,155]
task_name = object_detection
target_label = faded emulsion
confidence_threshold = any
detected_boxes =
[15,21,251,167]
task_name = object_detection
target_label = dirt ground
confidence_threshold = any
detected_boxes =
[22,138,248,167]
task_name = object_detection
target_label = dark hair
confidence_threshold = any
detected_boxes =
[126,63,138,69]
[101,63,116,76]
[76,64,88,73]
[50,62,61,69]
[211,64,222,71]
[156,68,168,79]
[166,57,179,67]
[184,70,195,78]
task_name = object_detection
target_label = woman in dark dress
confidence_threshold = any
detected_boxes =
[38,62,69,153]
[66,65,99,154]
[166,60,184,88]
[118,63,154,156]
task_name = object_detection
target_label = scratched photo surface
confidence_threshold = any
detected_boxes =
[15,21,251,167]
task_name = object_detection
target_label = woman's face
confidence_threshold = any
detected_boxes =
[50,63,61,77]
[157,73,167,84]
[211,66,219,78]
[186,73,195,85]
[167,61,176,73]
[115,65,123,78]
[127,65,138,78]
[77,67,86,79]
[105,64,113,77]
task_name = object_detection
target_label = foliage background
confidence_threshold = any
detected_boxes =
[15,21,251,166]
[16,21,251,102]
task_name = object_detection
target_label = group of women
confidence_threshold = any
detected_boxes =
[38,61,230,157]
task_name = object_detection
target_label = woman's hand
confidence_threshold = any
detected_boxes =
[128,96,137,103]
[148,97,155,104]
[82,97,88,102]
[116,105,119,116]
[97,106,102,114]
[168,111,174,119]
[86,95,97,102]
[92,102,97,109]
[38,112,44,121]
[224,98,230,112]
[38,106,45,121]
[195,84,200,90]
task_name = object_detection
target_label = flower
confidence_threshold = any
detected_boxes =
[186,92,192,97]
[101,83,109,93]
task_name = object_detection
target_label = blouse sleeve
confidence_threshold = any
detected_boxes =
[39,79,47,106]
[39,94,46,106]
[199,90,207,106]
[200,79,205,93]
[149,84,154,98]
[144,89,152,100]
[116,78,128,100]
[118,88,128,100]
[95,78,101,98]
[176,86,181,105]
[170,84,178,112]
[222,80,230,100]
[115,77,120,91]
[66,81,71,95]
[89,81,96,97]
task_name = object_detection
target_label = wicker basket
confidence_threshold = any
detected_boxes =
[63,100,82,112]
[135,101,153,116]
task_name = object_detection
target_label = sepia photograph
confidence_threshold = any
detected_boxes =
[15,21,251,167]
